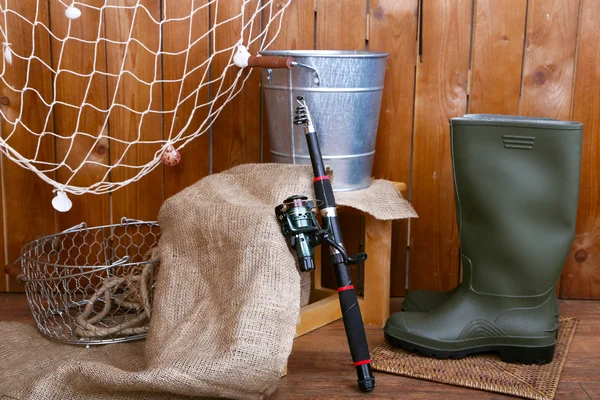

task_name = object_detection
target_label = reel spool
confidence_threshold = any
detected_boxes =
[275,195,320,272]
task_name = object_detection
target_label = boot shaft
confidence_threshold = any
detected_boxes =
[450,115,582,297]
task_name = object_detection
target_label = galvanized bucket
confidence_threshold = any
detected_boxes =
[261,50,389,191]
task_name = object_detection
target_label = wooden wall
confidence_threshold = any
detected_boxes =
[1,0,599,300]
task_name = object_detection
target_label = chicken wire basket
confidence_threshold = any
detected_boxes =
[6,218,160,346]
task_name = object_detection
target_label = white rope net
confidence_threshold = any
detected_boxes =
[0,0,289,210]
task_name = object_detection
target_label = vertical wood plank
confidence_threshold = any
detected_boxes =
[466,0,528,294]
[261,0,314,163]
[519,0,580,119]
[316,0,366,51]
[0,0,56,292]
[369,0,418,297]
[263,0,314,50]
[0,167,3,291]
[315,0,367,290]
[469,0,527,115]
[106,0,164,221]
[362,216,391,326]
[163,1,211,198]
[519,0,580,299]
[49,0,110,229]
[211,0,262,173]
[409,0,472,292]
[562,0,600,299]
[261,1,316,293]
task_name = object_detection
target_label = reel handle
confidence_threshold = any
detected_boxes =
[247,55,293,69]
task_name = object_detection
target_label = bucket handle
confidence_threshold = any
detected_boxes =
[263,62,321,86]
[291,62,321,86]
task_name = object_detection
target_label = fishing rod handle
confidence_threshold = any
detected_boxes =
[312,174,375,392]
[300,101,375,391]
[334,260,376,392]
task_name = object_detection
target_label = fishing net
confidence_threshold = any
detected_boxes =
[0,0,290,210]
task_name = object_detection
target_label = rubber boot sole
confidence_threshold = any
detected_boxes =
[384,332,555,365]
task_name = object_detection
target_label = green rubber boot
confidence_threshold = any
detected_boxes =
[401,287,458,312]
[385,114,582,364]
[401,287,560,335]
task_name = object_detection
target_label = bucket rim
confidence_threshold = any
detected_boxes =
[260,50,389,58]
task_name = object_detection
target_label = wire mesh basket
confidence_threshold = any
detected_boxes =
[6,218,160,346]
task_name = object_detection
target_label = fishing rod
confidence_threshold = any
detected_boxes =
[275,96,375,392]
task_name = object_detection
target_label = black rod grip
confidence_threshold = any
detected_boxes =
[303,120,375,391]
[305,126,327,178]
[337,274,375,392]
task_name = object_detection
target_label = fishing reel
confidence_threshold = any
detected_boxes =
[275,195,320,272]
[275,195,368,272]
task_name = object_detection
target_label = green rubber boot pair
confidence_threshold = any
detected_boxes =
[385,115,582,364]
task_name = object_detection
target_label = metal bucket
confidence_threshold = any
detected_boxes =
[261,50,389,191]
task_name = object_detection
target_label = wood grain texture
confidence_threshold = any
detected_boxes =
[362,216,391,326]
[314,0,367,291]
[211,0,262,173]
[519,0,580,119]
[49,0,110,229]
[163,1,210,198]
[105,0,164,222]
[369,0,418,183]
[2,294,599,398]
[261,0,314,163]
[579,382,600,399]
[263,0,314,50]
[561,0,600,299]
[408,0,472,292]
[296,293,341,337]
[0,169,3,291]
[369,0,418,297]
[556,300,600,384]
[316,0,366,50]
[469,0,527,114]
[0,1,56,292]
[273,298,600,399]
[467,0,531,292]
[2,1,600,301]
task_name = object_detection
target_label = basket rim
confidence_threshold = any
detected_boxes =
[20,258,159,281]
[19,219,159,274]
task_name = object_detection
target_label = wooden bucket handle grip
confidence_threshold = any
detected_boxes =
[247,55,293,69]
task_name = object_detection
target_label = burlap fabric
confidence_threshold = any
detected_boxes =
[0,163,416,400]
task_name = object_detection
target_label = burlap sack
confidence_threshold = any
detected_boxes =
[0,163,416,400]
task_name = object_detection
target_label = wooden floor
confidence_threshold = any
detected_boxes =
[1,295,599,399]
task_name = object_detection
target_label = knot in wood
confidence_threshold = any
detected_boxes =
[533,65,551,86]
[574,249,588,263]
[94,144,108,156]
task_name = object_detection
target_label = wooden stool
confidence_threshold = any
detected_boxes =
[295,182,407,337]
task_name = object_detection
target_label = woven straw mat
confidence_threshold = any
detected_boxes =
[371,317,578,400]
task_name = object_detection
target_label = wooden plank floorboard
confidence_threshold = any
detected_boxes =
[580,382,600,399]
[275,298,600,399]
[1,294,598,399]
